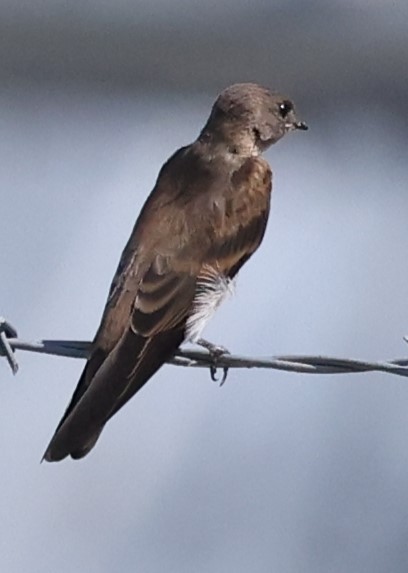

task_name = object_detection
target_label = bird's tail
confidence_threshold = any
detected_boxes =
[43,327,183,462]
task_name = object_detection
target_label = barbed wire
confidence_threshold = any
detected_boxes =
[2,317,408,380]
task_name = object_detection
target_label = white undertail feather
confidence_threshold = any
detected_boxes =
[186,266,235,343]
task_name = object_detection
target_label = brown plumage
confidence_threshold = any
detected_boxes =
[43,83,307,461]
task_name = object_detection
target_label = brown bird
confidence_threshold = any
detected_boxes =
[43,83,307,462]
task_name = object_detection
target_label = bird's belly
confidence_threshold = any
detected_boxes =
[185,272,235,342]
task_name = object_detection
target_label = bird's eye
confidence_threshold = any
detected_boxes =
[278,101,292,118]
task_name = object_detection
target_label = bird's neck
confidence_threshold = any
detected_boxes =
[197,129,259,165]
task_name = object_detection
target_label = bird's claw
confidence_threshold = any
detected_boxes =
[196,338,230,385]
[210,365,229,385]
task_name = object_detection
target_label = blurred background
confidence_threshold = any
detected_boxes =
[1,1,408,572]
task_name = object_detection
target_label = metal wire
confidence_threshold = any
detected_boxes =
[2,317,408,379]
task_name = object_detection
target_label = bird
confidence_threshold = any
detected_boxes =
[43,82,308,462]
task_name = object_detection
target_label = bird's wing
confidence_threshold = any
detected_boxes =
[102,156,272,426]
[43,153,272,461]
[43,248,197,461]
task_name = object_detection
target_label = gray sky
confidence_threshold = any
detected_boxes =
[1,2,408,572]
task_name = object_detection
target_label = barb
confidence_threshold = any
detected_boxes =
[0,318,19,374]
[2,318,408,379]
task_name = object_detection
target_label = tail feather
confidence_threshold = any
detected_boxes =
[70,430,103,459]
[51,346,108,439]
[43,327,183,462]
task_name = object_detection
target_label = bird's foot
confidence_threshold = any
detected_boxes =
[196,338,230,385]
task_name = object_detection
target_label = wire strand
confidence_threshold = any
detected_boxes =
[2,317,408,379]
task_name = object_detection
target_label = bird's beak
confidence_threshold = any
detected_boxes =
[294,121,308,131]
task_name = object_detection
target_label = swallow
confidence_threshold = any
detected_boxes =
[43,82,307,461]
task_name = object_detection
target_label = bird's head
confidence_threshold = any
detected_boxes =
[200,82,308,157]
